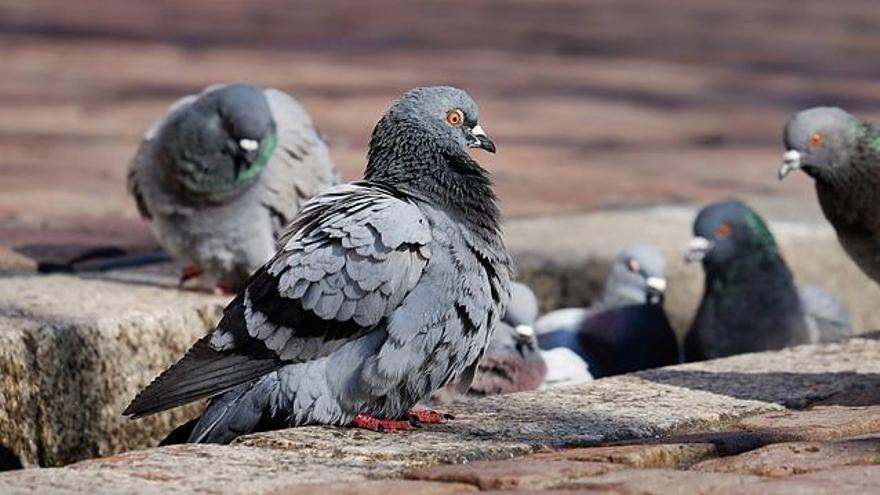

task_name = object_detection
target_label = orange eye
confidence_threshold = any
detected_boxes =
[446,109,464,127]
[715,223,731,239]
[809,133,824,147]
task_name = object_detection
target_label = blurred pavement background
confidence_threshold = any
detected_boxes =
[2,0,879,253]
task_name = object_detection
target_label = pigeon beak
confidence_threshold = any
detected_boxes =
[514,324,535,338]
[469,125,496,153]
[645,276,667,294]
[685,236,714,263]
[644,276,667,304]
[778,150,802,180]
[239,139,260,152]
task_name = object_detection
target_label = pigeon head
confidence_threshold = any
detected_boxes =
[158,84,277,201]
[779,107,861,182]
[685,200,779,273]
[603,245,667,306]
[365,86,496,184]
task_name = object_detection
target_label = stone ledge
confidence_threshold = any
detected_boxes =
[1,337,877,493]
[0,275,227,467]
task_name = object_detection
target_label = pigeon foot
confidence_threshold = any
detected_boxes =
[350,413,412,431]
[408,409,454,424]
[179,264,204,285]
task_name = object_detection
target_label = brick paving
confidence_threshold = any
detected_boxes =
[3,0,880,251]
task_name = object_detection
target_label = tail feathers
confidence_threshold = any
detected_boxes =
[124,335,283,418]
[187,380,275,444]
[159,417,200,446]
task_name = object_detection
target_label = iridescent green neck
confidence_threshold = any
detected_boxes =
[239,126,277,183]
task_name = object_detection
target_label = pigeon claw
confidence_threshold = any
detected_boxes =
[179,264,204,285]
[350,413,412,432]
[408,409,454,424]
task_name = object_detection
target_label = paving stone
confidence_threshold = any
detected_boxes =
[560,468,767,495]
[0,444,394,495]
[713,465,880,495]
[0,275,226,467]
[266,480,478,495]
[408,459,623,490]
[692,435,880,477]
[626,405,880,457]
[531,443,719,469]
[0,247,35,274]
[237,338,879,463]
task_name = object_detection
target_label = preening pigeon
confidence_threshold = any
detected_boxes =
[432,282,546,403]
[535,245,679,379]
[128,83,339,291]
[125,86,511,443]
[779,107,880,285]
[683,199,853,361]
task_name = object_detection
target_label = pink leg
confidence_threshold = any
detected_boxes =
[350,413,413,431]
[179,264,203,285]
[408,409,454,424]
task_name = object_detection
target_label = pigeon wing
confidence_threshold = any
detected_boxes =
[124,182,432,417]
[259,88,340,236]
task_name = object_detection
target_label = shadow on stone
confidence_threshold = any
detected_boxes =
[637,369,880,408]
[0,445,23,471]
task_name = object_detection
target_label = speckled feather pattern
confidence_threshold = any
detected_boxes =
[126,87,512,444]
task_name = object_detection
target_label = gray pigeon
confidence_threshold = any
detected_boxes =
[535,245,679,378]
[128,83,339,291]
[779,107,880,285]
[124,86,511,443]
[432,282,546,403]
[683,199,853,362]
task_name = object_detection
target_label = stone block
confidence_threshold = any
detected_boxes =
[0,275,226,467]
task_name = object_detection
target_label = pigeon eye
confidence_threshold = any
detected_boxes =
[809,133,824,148]
[715,223,732,239]
[446,109,464,127]
[626,258,640,272]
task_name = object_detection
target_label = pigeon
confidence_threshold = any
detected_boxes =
[779,107,880,285]
[535,245,679,378]
[431,282,546,403]
[128,83,339,291]
[124,86,511,443]
[683,199,853,361]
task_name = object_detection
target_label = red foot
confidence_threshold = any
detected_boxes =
[350,413,412,431]
[408,409,454,424]
[179,264,203,284]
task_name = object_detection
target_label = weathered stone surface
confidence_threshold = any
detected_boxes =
[266,480,478,495]
[507,204,880,334]
[561,467,766,494]
[409,459,622,490]
[0,247,35,275]
[238,338,879,463]
[531,443,719,469]
[0,334,877,493]
[713,465,880,495]
[692,435,880,477]
[0,444,392,495]
[0,275,226,467]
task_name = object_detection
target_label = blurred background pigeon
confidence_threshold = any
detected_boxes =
[125,86,511,443]
[779,107,880,286]
[684,199,853,361]
[127,83,339,292]
[535,245,679,379]
[432,282,546,403]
